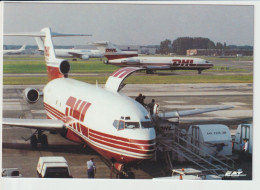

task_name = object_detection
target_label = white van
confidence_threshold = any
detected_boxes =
[37,156,72,178]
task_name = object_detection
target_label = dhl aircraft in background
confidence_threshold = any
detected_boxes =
[3,27,231,178]
[3,44,26,55]
[93,41,213,74]
[35,36,103,60]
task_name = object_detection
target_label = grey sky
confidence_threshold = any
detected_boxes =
[3,2,254,46]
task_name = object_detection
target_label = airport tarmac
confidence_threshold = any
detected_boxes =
[2,83,253,179]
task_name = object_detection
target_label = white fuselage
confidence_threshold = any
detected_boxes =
[3,49,25,55]
[55,49,103,58]
[43,78,156,163]
[108,56,212,70]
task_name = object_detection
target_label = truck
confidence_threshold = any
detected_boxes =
[36,156,72,178]
[2,168,22,177]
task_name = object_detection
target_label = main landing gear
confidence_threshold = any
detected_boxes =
[146,70,155,74]
[198,70,202,74]
[24,130,48,149]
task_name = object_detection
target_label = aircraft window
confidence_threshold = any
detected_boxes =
[113,120,119,129]
[125,122,140,129]
[141,121,154,128]
[118,120,125,130]
[205,61,209,63]
[125,116,131,120]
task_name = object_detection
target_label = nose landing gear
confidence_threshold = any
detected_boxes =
[112,162,136,179]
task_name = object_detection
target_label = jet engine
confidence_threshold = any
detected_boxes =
[81,55,89,60]
[23,88,41,104]
[59,60,70,75]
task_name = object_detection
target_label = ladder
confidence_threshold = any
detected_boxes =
[157,125,235,176]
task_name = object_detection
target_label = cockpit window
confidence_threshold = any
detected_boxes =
[141,121,154,128]
[125,122,140,129]
[118,120,125,130]
[205,61,209,63]
[113,120,119,129]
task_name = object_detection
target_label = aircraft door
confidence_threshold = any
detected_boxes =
[191,126,200,154]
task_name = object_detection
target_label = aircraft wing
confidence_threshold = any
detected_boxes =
[2,118,67,132]
[145,65,171,70]
[67,52,89,59]
[105,67,145,92]
[158,105,234,119]
[5,32,91,37]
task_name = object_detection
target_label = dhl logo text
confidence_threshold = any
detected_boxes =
[65,96,91,122]
[172,59,194,64]
[105,48,117,53]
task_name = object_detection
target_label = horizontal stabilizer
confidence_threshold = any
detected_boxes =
[5,32,92,37]
[158,105,234,119]
[105,67,144,92]
[2,118,67,131]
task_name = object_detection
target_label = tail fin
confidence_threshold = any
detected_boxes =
[40,27,70,80]
[4,27,91,81]
[19,44,26,51]
[92,41,138,60]
[41,27,57,62]
[34,37,44,51]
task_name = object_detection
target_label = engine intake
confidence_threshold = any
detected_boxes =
[81,55,89,60]
[23,88,40,104]
[59,60,70,75]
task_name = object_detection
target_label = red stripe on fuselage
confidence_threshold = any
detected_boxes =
[89,132,155,152]
[43,103,155,162]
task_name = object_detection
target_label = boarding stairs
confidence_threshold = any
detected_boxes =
[156,125,235,176]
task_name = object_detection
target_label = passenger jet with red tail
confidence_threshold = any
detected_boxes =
[3,28,231,178]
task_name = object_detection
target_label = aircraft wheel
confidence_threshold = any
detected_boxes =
[127,171,135,179]
[117,172,126,179]
[198,70,202,74]
[40,134,48,149]
[30,135,38,149]
[146,70,154,74]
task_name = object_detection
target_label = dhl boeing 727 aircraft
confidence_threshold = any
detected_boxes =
[3,27,232,178]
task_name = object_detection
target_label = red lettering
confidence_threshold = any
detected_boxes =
[105,48,117,53]
[80,102,91,122]
[172,59,194,65]
[65,96,91,122]
[44,46,50,57]
[172,59,181,64]
[182,59,190,64]
[66,96,77,116]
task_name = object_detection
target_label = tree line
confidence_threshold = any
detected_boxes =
[157,37,253,55]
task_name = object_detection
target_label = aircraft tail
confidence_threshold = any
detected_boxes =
[92,41,137,60]
[34,37,45,51]
[5,27,91,81]
[19,44,26,51]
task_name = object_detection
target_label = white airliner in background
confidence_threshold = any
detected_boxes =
[3,44,26,55]
[3,27,232,178]
[35,37,103,60]
[93,41,213,74]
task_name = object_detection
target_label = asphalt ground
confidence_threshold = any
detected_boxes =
[2,83,253,179]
